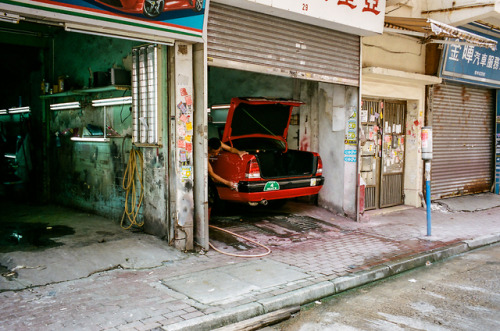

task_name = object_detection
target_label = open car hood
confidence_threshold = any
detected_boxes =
[221,98,303,147]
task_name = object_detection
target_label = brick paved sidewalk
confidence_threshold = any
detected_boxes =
[1,201,499,331]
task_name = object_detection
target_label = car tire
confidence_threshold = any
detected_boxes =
[190,0,203,12]
[143,0,164,18]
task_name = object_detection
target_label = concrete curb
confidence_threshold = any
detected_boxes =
[162,235,500,331]
[162,303,264,331]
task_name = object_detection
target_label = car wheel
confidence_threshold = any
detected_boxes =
[191,0,203,12]
[143,0,164,18]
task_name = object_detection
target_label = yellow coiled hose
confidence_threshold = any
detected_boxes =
[121,148,144,229]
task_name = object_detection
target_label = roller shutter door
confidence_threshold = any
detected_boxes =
[207,3,360,86]
[431,83,494,199]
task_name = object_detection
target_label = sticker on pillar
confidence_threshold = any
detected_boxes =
[180,114,188,123]
[186,122,193,131]
[177,102,187,114]
[185,142,192,152]
[180,150,187,162]
[344,149,357,162]
[264,181,280,191]
[185,95,193,106]
[180,88,188,96]
[181,166,192,180]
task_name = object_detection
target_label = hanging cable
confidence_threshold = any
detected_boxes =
[209,224,271,258]
[121,148,144,229]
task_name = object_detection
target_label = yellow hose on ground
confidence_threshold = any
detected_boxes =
[121,148,144,230]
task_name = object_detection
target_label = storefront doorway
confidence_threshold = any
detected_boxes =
[361,99,406,210]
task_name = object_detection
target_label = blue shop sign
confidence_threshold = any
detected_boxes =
[441,26,500,88]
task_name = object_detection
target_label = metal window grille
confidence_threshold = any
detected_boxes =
[132,44,159,145]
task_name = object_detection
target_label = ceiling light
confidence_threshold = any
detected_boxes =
[92,97,132,107]
[71,137,110,142]
[50,101,81,110]
[8,106,30,114]
[0,109,7,115]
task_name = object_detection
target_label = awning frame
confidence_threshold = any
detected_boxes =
[384,17,497,51]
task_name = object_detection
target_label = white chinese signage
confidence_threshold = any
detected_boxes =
[214,0,386,35]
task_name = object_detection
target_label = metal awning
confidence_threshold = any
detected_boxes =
[384,17,497,51]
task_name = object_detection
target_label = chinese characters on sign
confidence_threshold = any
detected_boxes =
[240,0,386,34]
[336,0,381,15]
[441,27,500,88]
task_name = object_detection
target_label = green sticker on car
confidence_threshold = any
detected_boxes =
[264,181,280,191]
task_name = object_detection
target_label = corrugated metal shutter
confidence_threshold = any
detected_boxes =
[431,83,494,199]
[207,3,360,86]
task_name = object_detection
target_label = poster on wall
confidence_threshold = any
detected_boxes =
[0,0,208,42]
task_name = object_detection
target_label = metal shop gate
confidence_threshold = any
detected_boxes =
[207,2,360,85]
[431,83,495,199]
[360,100,406,209]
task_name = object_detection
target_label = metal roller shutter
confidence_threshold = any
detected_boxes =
[431,83,494,199]
[207,3,360,86]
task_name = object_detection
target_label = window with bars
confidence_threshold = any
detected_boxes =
[132,44,162,146]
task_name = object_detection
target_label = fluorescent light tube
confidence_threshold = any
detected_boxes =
[8,106,30,114]
[0,13,21,24]
[0,109,7,115]
[92,97,132,107]
[71,137,110,142]
[211,105,230,110]
[50,101,81,110]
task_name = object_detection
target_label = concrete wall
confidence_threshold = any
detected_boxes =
[363,33,426,75]
[301,82,359,217]
[48,32,173,233]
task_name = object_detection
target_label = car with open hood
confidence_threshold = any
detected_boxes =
[210,97,324,206]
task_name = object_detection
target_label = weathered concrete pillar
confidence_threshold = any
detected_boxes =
[171,42,195,251]
[193,43,209,250]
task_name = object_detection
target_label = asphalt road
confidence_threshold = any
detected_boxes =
[269,243,500,331]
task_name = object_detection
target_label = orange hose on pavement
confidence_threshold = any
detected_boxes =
[209,224,272,258]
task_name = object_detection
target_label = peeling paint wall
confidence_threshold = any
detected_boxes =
[47,32,168,228]
[315,83,359,217]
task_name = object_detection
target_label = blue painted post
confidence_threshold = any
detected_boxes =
[422,127,432,237]
[425,161,431,236]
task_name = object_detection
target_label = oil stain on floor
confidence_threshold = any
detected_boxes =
[0,222,75,252]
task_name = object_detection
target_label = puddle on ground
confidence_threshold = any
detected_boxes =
[0,222,75,252]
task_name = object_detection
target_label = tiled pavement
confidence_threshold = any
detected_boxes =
[1,198,499,331]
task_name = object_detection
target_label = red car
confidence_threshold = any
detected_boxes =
[210,98,324,206]
[95,0,204,18]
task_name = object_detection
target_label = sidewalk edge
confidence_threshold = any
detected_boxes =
[161,235,500,331]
